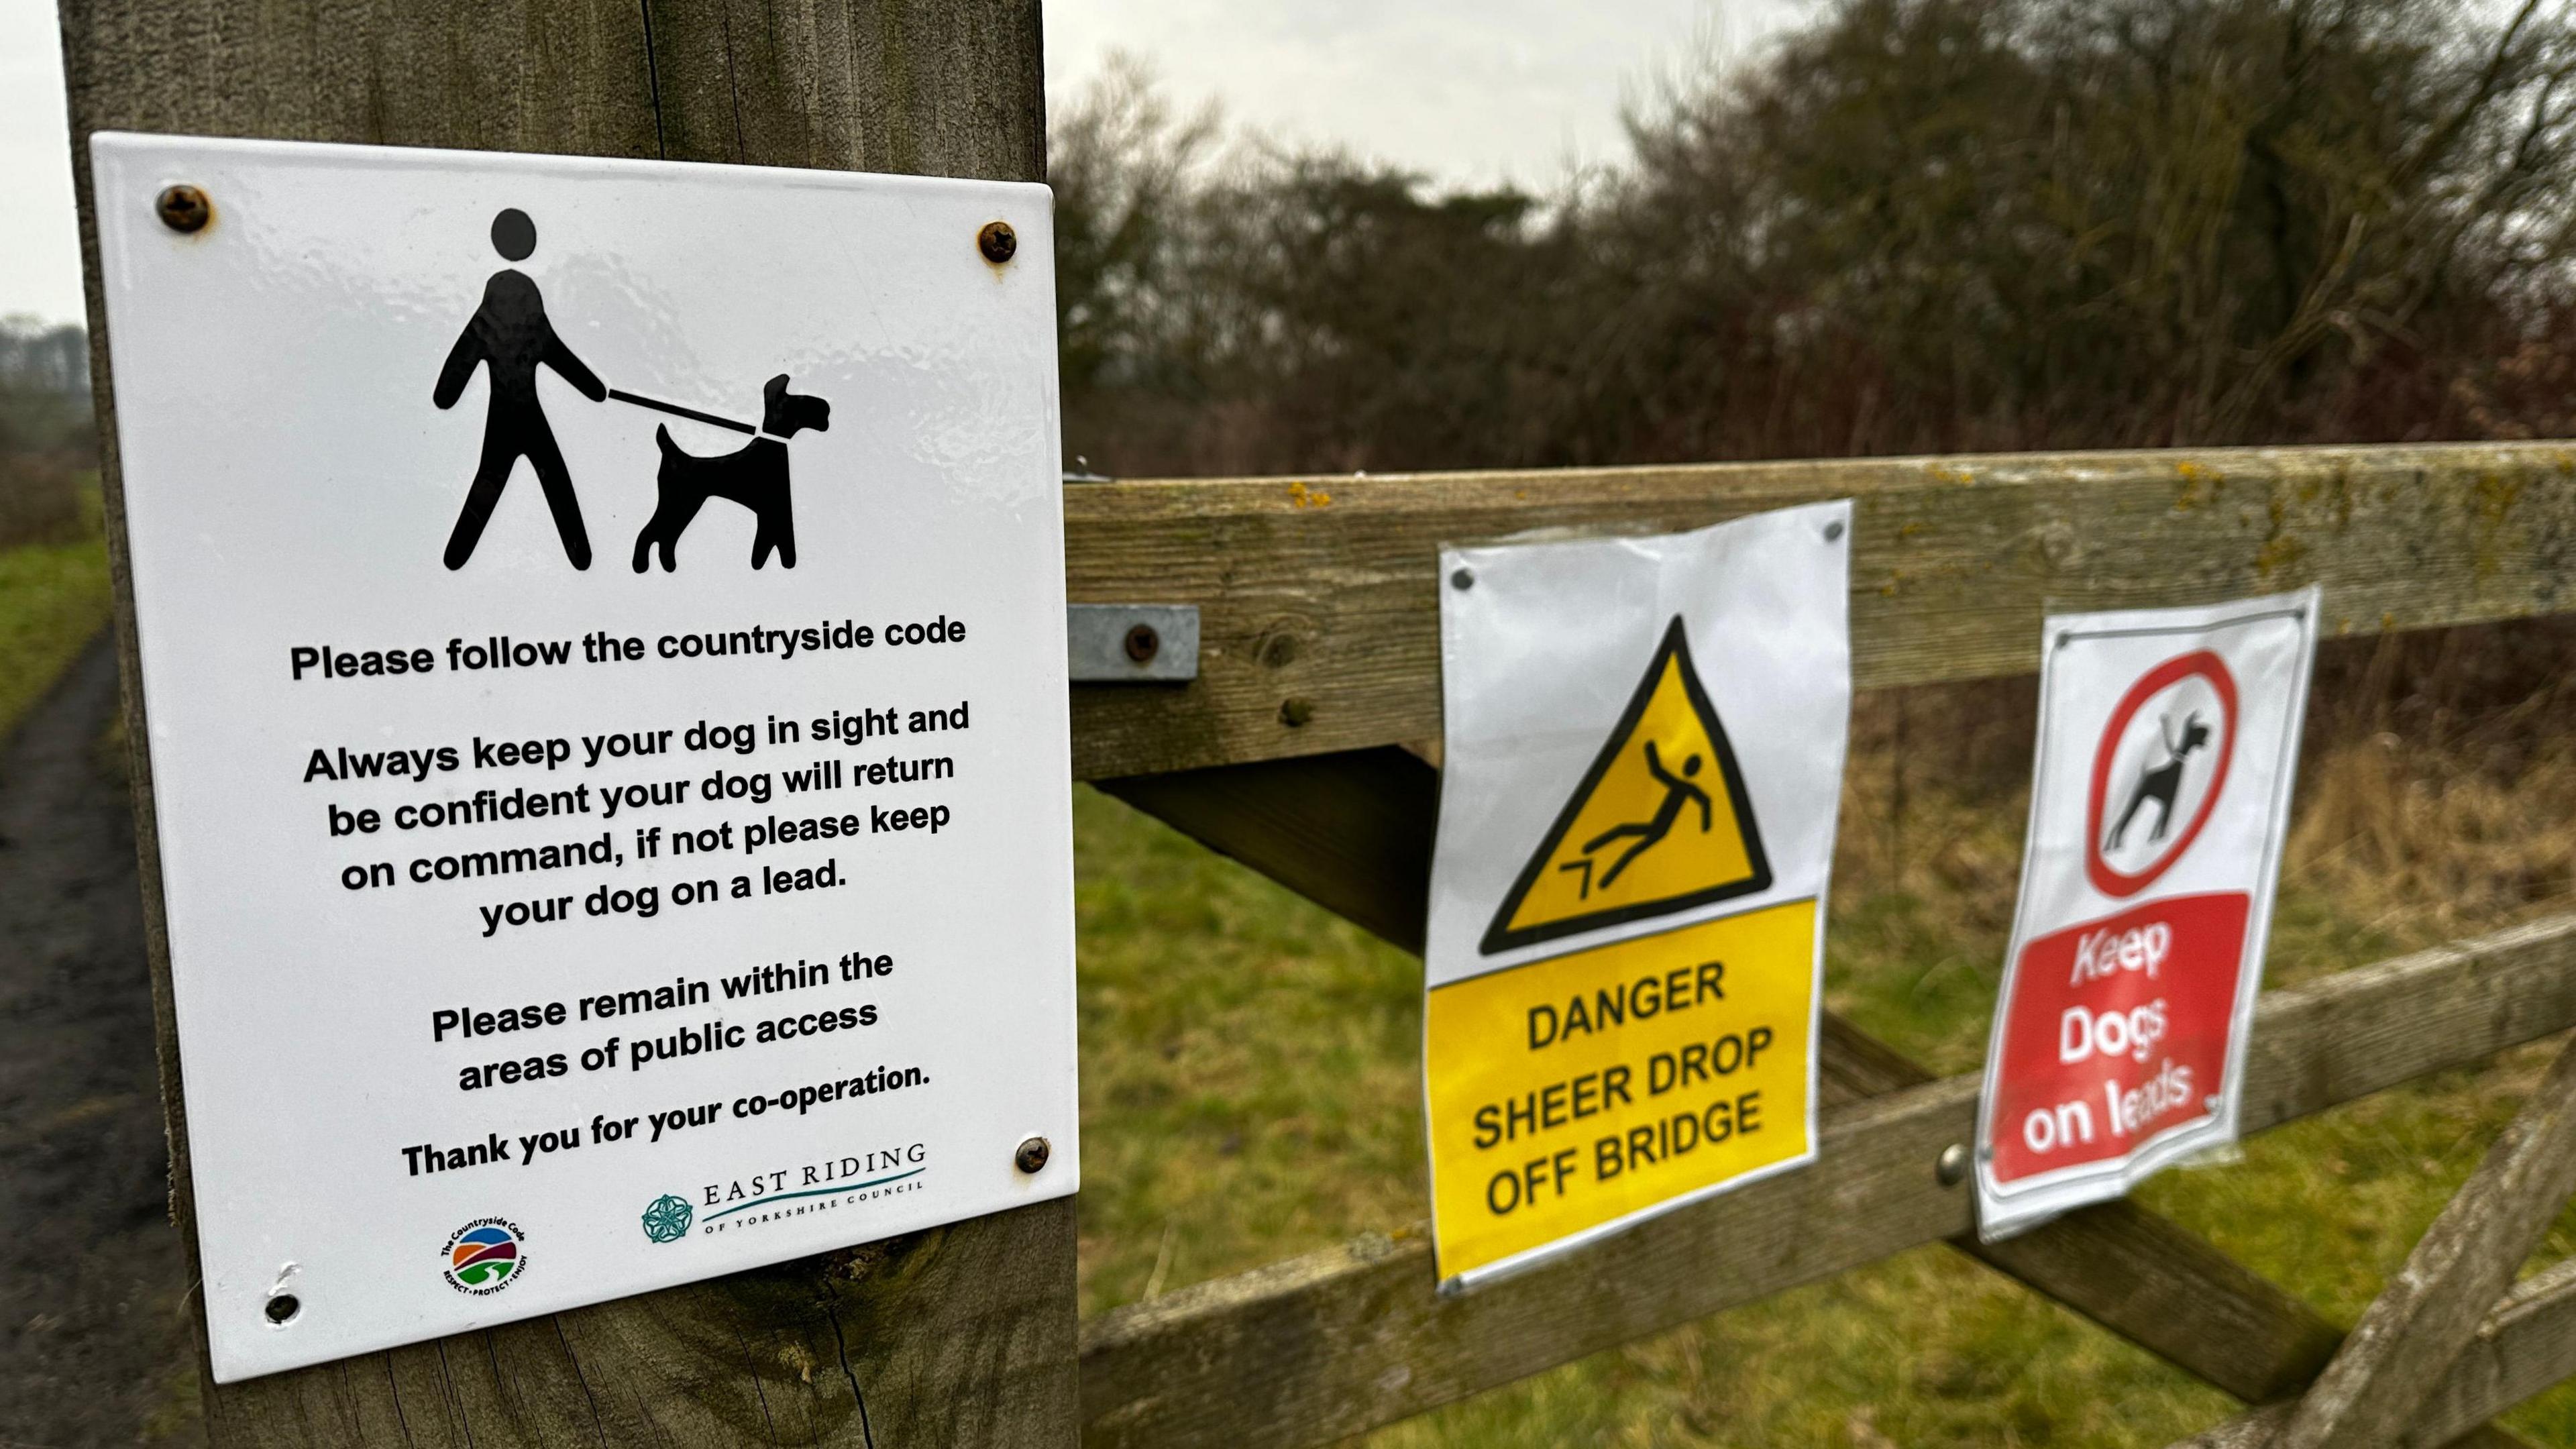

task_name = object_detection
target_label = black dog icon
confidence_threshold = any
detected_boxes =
[631,374,830,572]
[2105,711,2212,851]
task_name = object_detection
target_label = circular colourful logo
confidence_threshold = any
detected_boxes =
[441,1218,526,1295]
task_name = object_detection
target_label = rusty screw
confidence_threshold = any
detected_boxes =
[1123,623,1161,663]
[1014,1136,1051,1174]
[1279,697,1316,728]
[978,220,1018,264]
[156,185,211,233]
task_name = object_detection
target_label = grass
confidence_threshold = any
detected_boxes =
[0,529,111,739]
[1071,665,2576,1445]
[1073,786,1427,1307]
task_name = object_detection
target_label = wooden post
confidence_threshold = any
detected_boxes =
[56,3,1071,1444]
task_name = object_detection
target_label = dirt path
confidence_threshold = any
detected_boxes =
[0,637,197,1446]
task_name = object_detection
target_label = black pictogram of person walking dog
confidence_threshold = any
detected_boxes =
[433,208,832,572]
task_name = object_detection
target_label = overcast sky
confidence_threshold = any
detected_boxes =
[0,1,1808,326]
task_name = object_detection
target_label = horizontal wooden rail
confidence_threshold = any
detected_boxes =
[1077,912,2576,1448]
[2176,1257,2576,1448]
[1065,441,2576,778]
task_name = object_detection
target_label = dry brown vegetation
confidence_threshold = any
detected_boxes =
[0,318,95,551]
[1057,0,2576,476]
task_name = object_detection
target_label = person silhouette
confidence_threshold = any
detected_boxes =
[1575,740,1715,892]
[432,209,606,569]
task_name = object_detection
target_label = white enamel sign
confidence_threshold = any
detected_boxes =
[1423,504,1851,1289]
[1975,590,2318,1240]
[89,133,1076,1379]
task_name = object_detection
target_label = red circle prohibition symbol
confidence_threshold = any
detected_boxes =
[2084,649,2238,898]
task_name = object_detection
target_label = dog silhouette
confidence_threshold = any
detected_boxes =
[2106,711,2212,851]
[632,374,830,572]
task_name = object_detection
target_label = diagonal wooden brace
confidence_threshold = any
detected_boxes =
[2261,1032,2576,1449]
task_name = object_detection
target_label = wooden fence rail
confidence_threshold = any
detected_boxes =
[1066,441,2576,778]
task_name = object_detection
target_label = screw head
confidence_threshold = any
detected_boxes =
[156,184,211,233]
[1122,623,1161,663]
[1014,1136,1051,1174]
[264,1293,301,1325]
[1823,519,1846,542]
[979,220,1018,264]
[1936,1142,1971,1186]
[1450,567,1475,591]
[1279,697,1316,728]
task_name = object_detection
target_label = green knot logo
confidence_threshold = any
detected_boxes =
[641,1194,694,1244]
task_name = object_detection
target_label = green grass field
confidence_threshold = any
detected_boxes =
[0,533,110,740]
[0,517,2567,1444]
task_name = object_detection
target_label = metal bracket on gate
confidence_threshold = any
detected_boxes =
[1069,604,1199,683]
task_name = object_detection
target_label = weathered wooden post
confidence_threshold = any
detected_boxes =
[56,3,1073,1443]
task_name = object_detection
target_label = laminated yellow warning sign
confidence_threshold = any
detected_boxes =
[1426,502,1851,1289]
[1427,901,1817,1280]
[1483,618,1771,954]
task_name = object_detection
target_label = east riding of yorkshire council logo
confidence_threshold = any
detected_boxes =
[442,1218,526,1295]
[641,1194,694,1243]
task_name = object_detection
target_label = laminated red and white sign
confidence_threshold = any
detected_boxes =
[1974,589,2318,1239]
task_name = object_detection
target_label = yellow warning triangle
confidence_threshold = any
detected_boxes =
[1481,617,1771,955]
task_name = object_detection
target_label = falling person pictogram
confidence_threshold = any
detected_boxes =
[1481,617,1773,955]
[433,208,608,570]
[1564,741,1713,896]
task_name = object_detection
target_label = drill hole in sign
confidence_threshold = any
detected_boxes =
[266,1293,301,1326]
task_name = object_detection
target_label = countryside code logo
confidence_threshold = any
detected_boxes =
[441,1218,527,1295]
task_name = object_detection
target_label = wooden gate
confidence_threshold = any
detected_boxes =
[57,2,2576,1444]
[1068,445,2576,1449]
